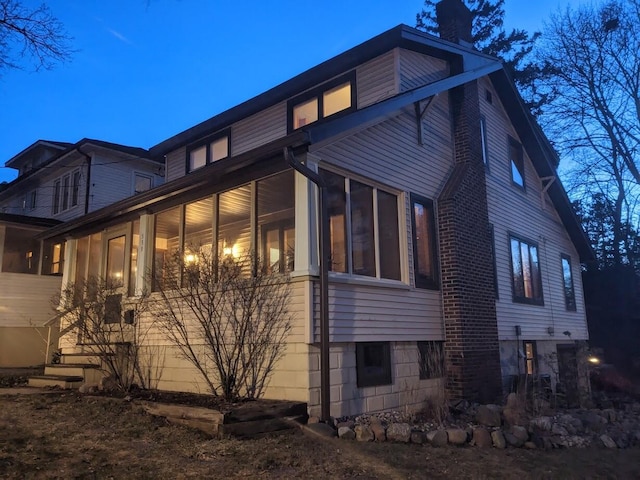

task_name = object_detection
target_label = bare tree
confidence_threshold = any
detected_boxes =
[0,0,72,74]
[57,277,162,392]
[536,0,640,267]
[151,247,293,400]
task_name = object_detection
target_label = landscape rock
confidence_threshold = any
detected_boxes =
[511,425,529,443]
[427,430,448,447]
[447,428,468,445]
[551,423,569,436]
[503,393,527,426]
[476,405,501,427]
[529,416,553,432]
[472,427,492,448]
[600,434,617,449]
[491,430,506,449]
[505,432,525,448]
[338,426,355,440]
[410,431,425,444]
[307,416,320,424]
[354,425,374,442]
[386,423,411,443]
[524,441,537,449]
[371,422,386,442]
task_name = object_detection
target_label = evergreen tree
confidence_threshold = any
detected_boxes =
[416,0,546,114]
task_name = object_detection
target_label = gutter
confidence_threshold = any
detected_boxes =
[283,147,331,424]
[77,147,92,215]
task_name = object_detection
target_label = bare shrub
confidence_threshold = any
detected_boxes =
[151,247,293,400]
[57,277,162,391]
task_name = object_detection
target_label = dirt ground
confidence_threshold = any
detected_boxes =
[1,392,640,479]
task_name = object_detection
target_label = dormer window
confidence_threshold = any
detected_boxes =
[187,131,230,173]
[288,73,356,132]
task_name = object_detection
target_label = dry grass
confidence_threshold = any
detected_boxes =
[1,392,640,479]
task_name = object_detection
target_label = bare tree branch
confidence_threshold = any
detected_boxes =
[0,0,73,75]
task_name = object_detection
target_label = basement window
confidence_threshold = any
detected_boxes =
[356,342,392,387]
[288,72,356,131]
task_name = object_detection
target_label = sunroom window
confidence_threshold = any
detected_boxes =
[319,168,400,281]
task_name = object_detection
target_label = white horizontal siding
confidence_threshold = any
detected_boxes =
[357,49,397,108]
[165,146,186,182]
[0,272,62,327]
[316,94,453,197]
[232,102,287,156]
[312,281,443,343]
[399,49,449,91]
[88,156,162,213]
[309,97,453,342]
[479,76,588,341]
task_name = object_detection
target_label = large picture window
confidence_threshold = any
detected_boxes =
[510,235,543,304]
[319,168,401,281]
[152,170,295,289]
[411,194,438,289]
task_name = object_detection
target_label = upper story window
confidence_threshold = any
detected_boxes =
[186,131,230,173]
[561,254,577,311]
[52,169,81,215]
[319,168,401,281]
[480,116,489,169]
[509,137,525,189]
[1,226,40,274]
[288,73,356,132]
[134,173,153,194]
[25,190,37,211]
[510,234,543,305]
[410,194,439,289]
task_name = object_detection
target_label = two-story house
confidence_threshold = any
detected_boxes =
[35,0,592,416]
[0,139,163,367]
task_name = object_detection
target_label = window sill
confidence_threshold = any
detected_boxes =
[512,297,545,307]
[328,273,410,291]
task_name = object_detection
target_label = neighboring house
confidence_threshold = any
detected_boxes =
[38,0,592,416]
[0,139,164,367]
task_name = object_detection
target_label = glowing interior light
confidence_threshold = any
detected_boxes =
[588,356,600,364]
[223,243,240,258]
[184,254,197,264]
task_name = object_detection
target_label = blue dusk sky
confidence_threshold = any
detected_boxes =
[0,0,589,183]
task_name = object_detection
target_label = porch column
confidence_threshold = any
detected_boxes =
[60,238,77,305]
[136,214,154,296]
[292,153,320,278]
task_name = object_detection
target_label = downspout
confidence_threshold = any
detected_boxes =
[283,147,331,424]
[77,147,92,215]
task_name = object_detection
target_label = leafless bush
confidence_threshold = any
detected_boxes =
[57,277,162,391]
[151,247,293,400]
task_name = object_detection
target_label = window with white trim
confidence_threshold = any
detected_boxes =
[319,168,401,281]
[52,169,81,215]
[133,173,153,194]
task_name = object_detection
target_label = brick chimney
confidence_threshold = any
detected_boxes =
[436,0,474,45]
[435,0,503,403]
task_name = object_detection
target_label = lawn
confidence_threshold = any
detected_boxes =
[1,392,640,479]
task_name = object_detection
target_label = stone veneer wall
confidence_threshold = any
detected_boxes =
[307,342,444,418]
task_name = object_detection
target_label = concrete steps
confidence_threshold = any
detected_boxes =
[28,351,106,389]
[28,375,84,389]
